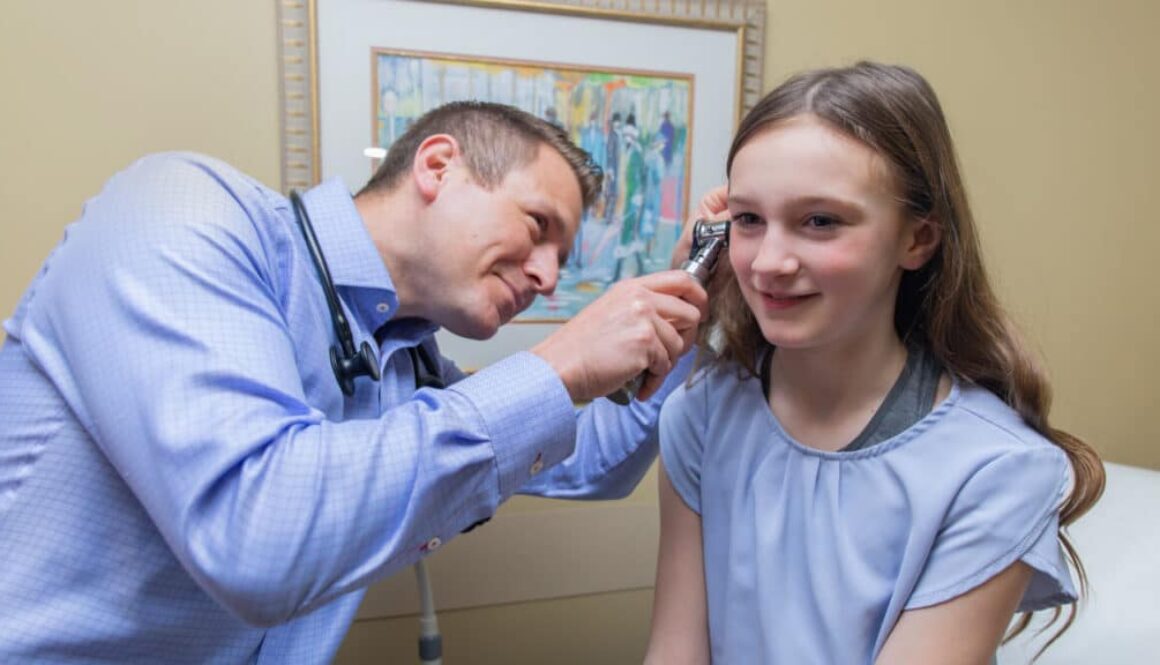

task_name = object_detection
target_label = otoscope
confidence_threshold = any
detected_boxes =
[607,219,730,405]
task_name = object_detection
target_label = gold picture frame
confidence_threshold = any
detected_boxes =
[275,0,766,193]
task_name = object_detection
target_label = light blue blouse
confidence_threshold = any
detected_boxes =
[660,362,1076,664]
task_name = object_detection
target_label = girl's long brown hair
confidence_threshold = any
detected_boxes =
[704,61,1104,655]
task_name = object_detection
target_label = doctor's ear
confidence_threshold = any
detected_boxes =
[900,217,942,271]
[412,134,461,201]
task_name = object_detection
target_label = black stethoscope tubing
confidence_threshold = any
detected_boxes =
[291,190,443,396]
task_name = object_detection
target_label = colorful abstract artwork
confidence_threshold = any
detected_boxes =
[372,49,693,322]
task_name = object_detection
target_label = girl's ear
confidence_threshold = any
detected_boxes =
[900,217,942,271]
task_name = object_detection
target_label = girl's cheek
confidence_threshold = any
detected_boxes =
[728,244,752,274]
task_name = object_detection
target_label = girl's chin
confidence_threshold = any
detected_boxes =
[762,339,816,351]
[757,326,817,350]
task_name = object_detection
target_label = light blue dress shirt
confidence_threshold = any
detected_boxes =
[660,362,1077,664]
[0,152,691,663]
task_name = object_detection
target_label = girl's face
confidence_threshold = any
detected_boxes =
[727,114,935,352]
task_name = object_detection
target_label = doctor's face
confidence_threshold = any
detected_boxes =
[426,143,582,339]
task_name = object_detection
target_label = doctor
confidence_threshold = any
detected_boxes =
[0,101,709,663]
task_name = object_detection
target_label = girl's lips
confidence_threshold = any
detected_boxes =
[761,292,817,310]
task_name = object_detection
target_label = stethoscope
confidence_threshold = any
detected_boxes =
[289,190,444,396]
[291,190,446,663]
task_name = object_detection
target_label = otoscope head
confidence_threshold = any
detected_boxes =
[681,219,730,285]
[692,219,731,254]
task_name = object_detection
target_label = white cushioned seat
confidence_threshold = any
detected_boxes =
[998,462,1160,664]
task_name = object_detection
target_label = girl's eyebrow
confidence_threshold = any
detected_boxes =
[728,192,865,214]
[785,194,864,213]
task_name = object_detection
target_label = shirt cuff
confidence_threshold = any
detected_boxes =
[447,351,577,500]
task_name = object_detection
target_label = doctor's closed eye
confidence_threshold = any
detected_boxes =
[527,213,548,237]
[527,212,569,266]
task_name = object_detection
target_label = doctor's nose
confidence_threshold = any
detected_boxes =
[524,245,559,296]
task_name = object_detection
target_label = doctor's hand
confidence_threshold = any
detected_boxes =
[531,270,708,403]
[670,184,730,269]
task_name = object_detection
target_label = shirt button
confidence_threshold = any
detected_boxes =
[529,452,544,476]
[426,537,442,551]
[376,302,390,313]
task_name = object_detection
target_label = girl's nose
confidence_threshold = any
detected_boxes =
[751,227,800,277]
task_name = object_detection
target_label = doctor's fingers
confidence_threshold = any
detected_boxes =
[633,319,683,401]
[632,270,709,317]
[671,185,731,269]
[696,185,729,220]
[651,311,689,370]
[649,293,706,341]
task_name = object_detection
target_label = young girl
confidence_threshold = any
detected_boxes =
[645,62,1104,664]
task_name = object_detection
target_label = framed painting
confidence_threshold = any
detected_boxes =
[276,0,766,361]
[371,48,693,320]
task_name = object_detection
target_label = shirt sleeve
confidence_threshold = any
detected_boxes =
[517,350,697,500]
[657,371,707,514]
[906,445,1077,612]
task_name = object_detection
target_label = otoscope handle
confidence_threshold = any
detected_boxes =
[605,224,727,405]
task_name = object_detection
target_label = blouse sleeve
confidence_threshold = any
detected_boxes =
[658,376,707,514]
[906,445,1077,612]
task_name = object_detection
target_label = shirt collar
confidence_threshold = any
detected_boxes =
[297,178,391,292]
[295,178,437,343]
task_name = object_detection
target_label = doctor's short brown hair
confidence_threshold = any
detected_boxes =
[357,100,602,209]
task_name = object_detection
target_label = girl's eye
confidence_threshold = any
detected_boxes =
[804,214,840,229]
[731,212,762,227]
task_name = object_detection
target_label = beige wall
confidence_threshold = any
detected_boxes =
[2,1,1157,663]
[0,0,281,319]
